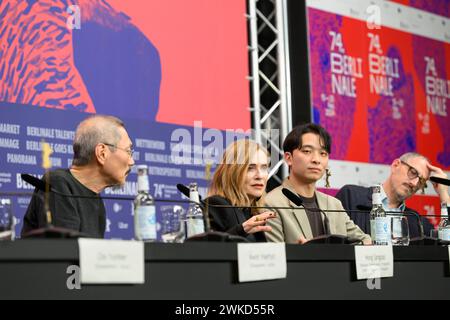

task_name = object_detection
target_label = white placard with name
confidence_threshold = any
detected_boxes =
[354,245,394,280]
[78,239,145,284]
[237,242,286,283]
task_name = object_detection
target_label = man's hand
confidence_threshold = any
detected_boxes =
[427,163,450,204]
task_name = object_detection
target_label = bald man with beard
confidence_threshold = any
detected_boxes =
[22,115,135,238]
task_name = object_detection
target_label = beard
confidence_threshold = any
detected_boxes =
[394,184,414,203]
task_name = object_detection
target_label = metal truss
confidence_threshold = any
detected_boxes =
[247,0,292,183]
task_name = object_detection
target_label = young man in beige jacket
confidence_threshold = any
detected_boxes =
[265,123,371,245]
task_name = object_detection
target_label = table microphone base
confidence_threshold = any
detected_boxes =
[21,226,87,239]
[304,234,360,245]
[410,236,446,246]
[185,231,249,242]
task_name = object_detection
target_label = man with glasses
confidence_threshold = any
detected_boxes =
[22,115,135,238]
[336,153,449,239]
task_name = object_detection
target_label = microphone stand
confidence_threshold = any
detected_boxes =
[282,188,361,245]
[44,172,52,228]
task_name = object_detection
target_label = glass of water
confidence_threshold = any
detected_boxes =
[391,216,409,246]
[0,198,14,241]
[161,205,185,243]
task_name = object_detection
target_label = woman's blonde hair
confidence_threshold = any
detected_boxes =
[208,139,269,210]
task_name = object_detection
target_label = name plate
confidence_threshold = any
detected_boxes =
[237,243,286,283]
[354,245,394,280]
[78,239,145,284]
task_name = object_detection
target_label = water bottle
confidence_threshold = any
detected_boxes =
[185,183,205,238]
[370,185,391,245]
[134,165,157,241]
[438,202,450,242]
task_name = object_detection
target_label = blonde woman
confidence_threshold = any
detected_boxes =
[205,140,276,242]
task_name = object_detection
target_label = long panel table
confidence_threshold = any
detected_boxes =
[0,240,449,300]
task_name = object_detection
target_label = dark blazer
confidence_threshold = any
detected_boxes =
[204,196,266,242]
[335,185,434,239]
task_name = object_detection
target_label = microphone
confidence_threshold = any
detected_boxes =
[176,184,192,200]
[22,174,47,192]
[430,176,450,186]
[282,188,303,207]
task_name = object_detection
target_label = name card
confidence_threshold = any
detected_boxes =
[237,243,286,283]
[78,239,145,284]
[355,245,394,280]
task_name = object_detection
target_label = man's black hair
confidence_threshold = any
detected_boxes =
[283,123,332,154]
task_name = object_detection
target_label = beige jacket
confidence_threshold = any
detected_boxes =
[265,179,371,244]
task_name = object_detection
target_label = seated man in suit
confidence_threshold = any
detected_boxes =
[265,123,371,244]
[22,115,135,238]
[336,153,448,239]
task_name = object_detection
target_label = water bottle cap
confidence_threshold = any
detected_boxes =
[136,164,148,171]
[137,170,150,192]
[372,193,382,204]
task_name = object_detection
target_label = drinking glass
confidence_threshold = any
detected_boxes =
[161,205,185,243]
[0,198,14,241]
[391,216,409,246]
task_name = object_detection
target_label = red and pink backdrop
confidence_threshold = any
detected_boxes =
[0,0,250,238]
[305,0,449,224]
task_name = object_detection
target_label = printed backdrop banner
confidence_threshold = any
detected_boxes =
[0,0,250,239]
[306,0,449,221]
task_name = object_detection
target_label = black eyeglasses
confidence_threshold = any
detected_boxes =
[103,143,134,158]
[400,160,427,188]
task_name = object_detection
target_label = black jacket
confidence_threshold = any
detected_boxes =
[205,196,266,242]
[335,185,433,239]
